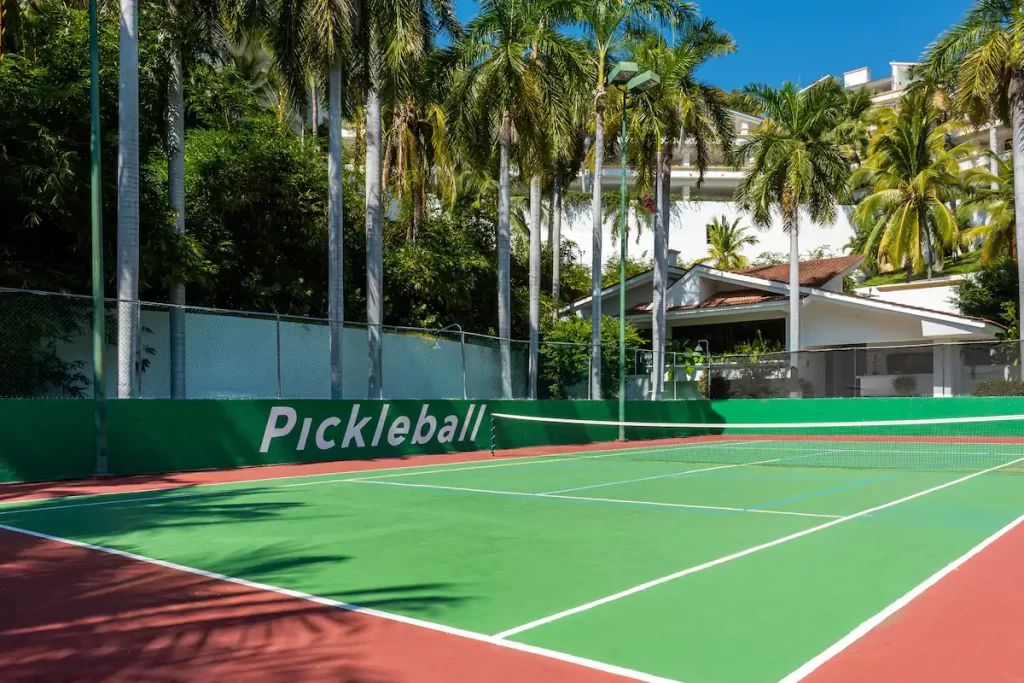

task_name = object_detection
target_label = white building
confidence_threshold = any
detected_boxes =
[565,255,1007,398]
[559,61,1010,273]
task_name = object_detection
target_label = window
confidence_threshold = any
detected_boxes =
[885,352,932,375]
[705,226,712,244]
[1005,139,1014,153]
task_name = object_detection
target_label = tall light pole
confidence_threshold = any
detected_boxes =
[89,0,108,474]
[607,63,659,439]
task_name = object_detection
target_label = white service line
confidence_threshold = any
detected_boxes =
[778,511,1024,683]
[539,493,842,519]
[491,454,1024,641]
[0,436,747,510]
[0,523,682,683]
[540,458,786,495]
[351,479,842,519]
[0,440,763,518]
[284,451,627,487]
[539,449,848,496]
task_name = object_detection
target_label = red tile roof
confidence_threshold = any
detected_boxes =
[733,255,864,287]
[668,290,788,311]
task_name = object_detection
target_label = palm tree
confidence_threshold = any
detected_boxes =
[961,152,1016,263]
[117,0,140,398]
[546,58,590,306]
[920,0,1024,365]
[696,215,758,269]
[382,50,457,241]
[733,79,850,369]
[624,22,734,399]
[833,87,877,168]
[259,0,355,399]
[358,0,457,399]
[164,0,232,398]
[850,89,972,278]
[570,0,696,399]
[450,0,578,398]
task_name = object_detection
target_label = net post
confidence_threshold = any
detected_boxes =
[489,413,496,458]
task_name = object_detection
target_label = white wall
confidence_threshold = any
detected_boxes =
[853,279,961,314]
[801,299,933,347]
[560,201,857,269]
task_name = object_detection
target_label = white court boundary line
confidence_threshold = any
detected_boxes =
[0,523,681,683]
[540,450,848,495]
[0,437,760,511]
[492,412,1024,430]
[351,480,842,519]
[492,454,1024,640]
[540,458,784,494]
[0,439,765,517]
[778,511,1024,683]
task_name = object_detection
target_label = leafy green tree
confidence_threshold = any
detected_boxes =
[961,152,1016,264]
[920,0,1024,366]
[851,89,972,278]
[539,314,643,399]
[0,4,174,296]
[181,119,366,316]
[601,255,653,288]
[696,215,758,269]
[953,259,1019,328]
[733,80,851,356]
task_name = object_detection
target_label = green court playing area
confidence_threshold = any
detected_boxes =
[2,428,1024,682]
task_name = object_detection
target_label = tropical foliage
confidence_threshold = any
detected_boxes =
[960,153,1016,264]
[733,79,851,352]
[9,0,1024,402]
[696,215,758,269]
[850,89,972,277]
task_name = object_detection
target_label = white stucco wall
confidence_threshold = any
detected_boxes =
[853,279,962,315]
[801,298,990,348]
[559,201,857,268]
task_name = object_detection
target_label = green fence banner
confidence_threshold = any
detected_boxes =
[3,396,1024,484]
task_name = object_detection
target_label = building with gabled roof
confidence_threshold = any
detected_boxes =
[564,255,1005,398]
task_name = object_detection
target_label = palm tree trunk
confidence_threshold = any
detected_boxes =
[651,147,665,401]
[787,208,801,395]
[498,123,512,398]
[311,79,319,137]
[590,105,604,399]
[528,174,542,399]
[1010,73,1024,376]
[167,3,186,399]
[366,81,383,399]
[328,59,345,399]
[117,0,140,399]
[922,212,934,279]
[659,147,671,396]
[552,171,562,302]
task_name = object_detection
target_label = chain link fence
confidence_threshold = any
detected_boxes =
[4,287,1023,401]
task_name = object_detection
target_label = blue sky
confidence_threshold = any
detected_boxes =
[452,0,974,91]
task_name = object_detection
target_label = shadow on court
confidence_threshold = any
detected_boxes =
[0,527,477,683]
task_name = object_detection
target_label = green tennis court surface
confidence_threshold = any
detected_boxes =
[2,430,1023,682]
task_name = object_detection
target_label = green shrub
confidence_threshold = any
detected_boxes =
[970,379,1024,396]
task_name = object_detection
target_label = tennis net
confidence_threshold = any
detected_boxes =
[489,412,1024,472]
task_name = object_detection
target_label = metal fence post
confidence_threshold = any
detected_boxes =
[276,313,282,399]
[460,328,467,400]
[588,348,593,400]
[135,300,143,398]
